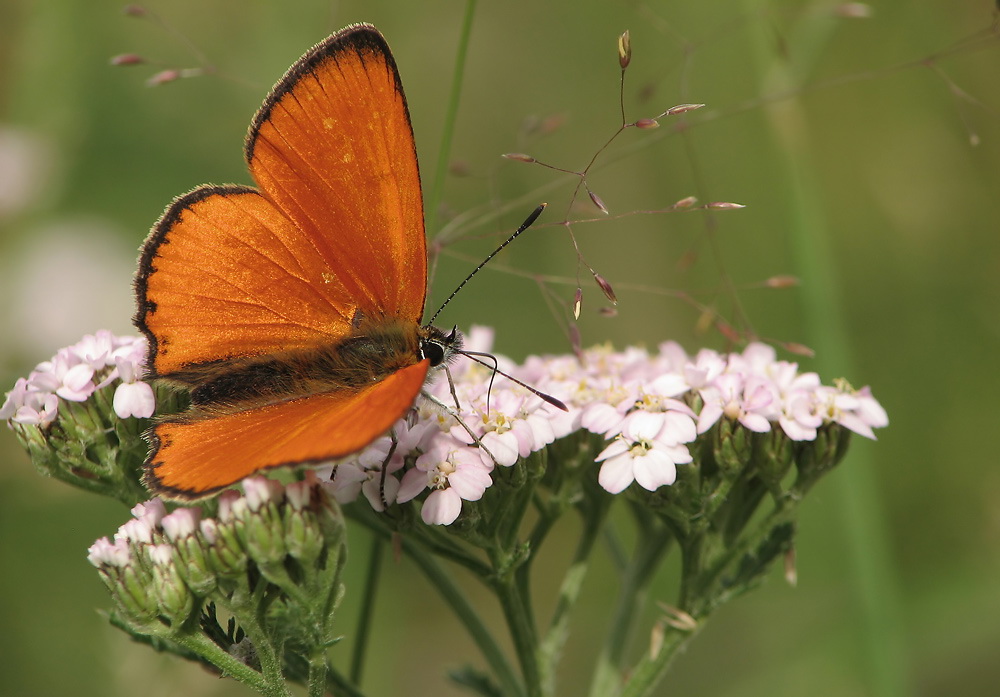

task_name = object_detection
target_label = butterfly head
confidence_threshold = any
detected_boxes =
[418,325,463,369]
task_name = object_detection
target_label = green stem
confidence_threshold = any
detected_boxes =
[426,0,477,237]
[617,623,701,697]
[743,3,908,694]
[228,579,289,694]
[588,517,672,697]
[325,668,367,697]
[694,500,798,616]
[170,631,289,697]
[346,506,492,578]
[402,536,525,697]
[539,501,607,696]
[677,534,704,610]
[306,650,328,697]
[350,536,383,685]
[494,572,540,697]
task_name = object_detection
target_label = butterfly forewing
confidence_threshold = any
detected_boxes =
[137,187,361,376]
[137,24,427,378]
[247,24,427,325]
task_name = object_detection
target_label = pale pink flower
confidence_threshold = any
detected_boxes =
[285,480,312,510]
[0,378,29,420]
[75,330,118,369]
[818,383,889,439]
[779,390,824,441]
[131,499,166,527]
[87,537,131,568]
[243,476,284,510]
[398,439,494,525]
[115,517,155,545]
[10,390,58,426]
[596,411,694,493]
[112,355,155,418]
[698,373,775,434]
[8,330,889,528]
[681,348,727,390]
[161,508,202,541]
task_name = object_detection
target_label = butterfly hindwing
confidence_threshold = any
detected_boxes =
[144,359,430,499]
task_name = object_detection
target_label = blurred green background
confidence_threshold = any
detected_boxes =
[1,1,998,696]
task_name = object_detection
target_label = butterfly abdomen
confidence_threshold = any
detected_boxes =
[181,318,423,415]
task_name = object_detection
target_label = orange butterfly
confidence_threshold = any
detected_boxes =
[134,24,462,500]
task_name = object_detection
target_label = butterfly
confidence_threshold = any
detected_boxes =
[134,24,464,500]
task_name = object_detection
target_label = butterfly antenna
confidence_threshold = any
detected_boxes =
[459,349,568,411]
[427,203,547,326]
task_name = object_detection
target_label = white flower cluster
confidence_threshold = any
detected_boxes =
[4,329,888,527]
[322,328,888,525]
[86,486,300,571]
[1,330,154,426]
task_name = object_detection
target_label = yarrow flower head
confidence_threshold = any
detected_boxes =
[1,330,154,424]
[318,329,888,524]
[2,331,165,503]
[87,477,347,642]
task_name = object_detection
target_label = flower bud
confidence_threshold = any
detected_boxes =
[756,427,793,496]
[784,547,798,587]
[588,190,609,215]
[205,515,248,577]
[781,342,815,358]
[149,544,195,626]
[764,275,799,289]
[794,423,849,491]
[241,479,288,566]
[502,152,536,163]
[594,273,617,305]
[284,482,325,564]
[833,3,872,18]
[110,53,144,66]
[618,30,632,69]
[665,103,705,116]
[146,69,181,87]
[106,550,159,624]
[712,418,751,477]
[163,508,216,595]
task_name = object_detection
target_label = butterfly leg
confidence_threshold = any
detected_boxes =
[420,390,499,466]
[378,429,399,510]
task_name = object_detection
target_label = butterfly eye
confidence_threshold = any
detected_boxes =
[420,340,446,367]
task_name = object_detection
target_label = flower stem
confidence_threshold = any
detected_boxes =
[350,535,383,684]
[402,534,525,697]
[227,578,290,694]
[743,1,908,693]
[306,648,328,697]
[493,571,540,697]
[170,631,289,697]
[617,623,701,697]
[588,509,672,697]
[426,0,477,237]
